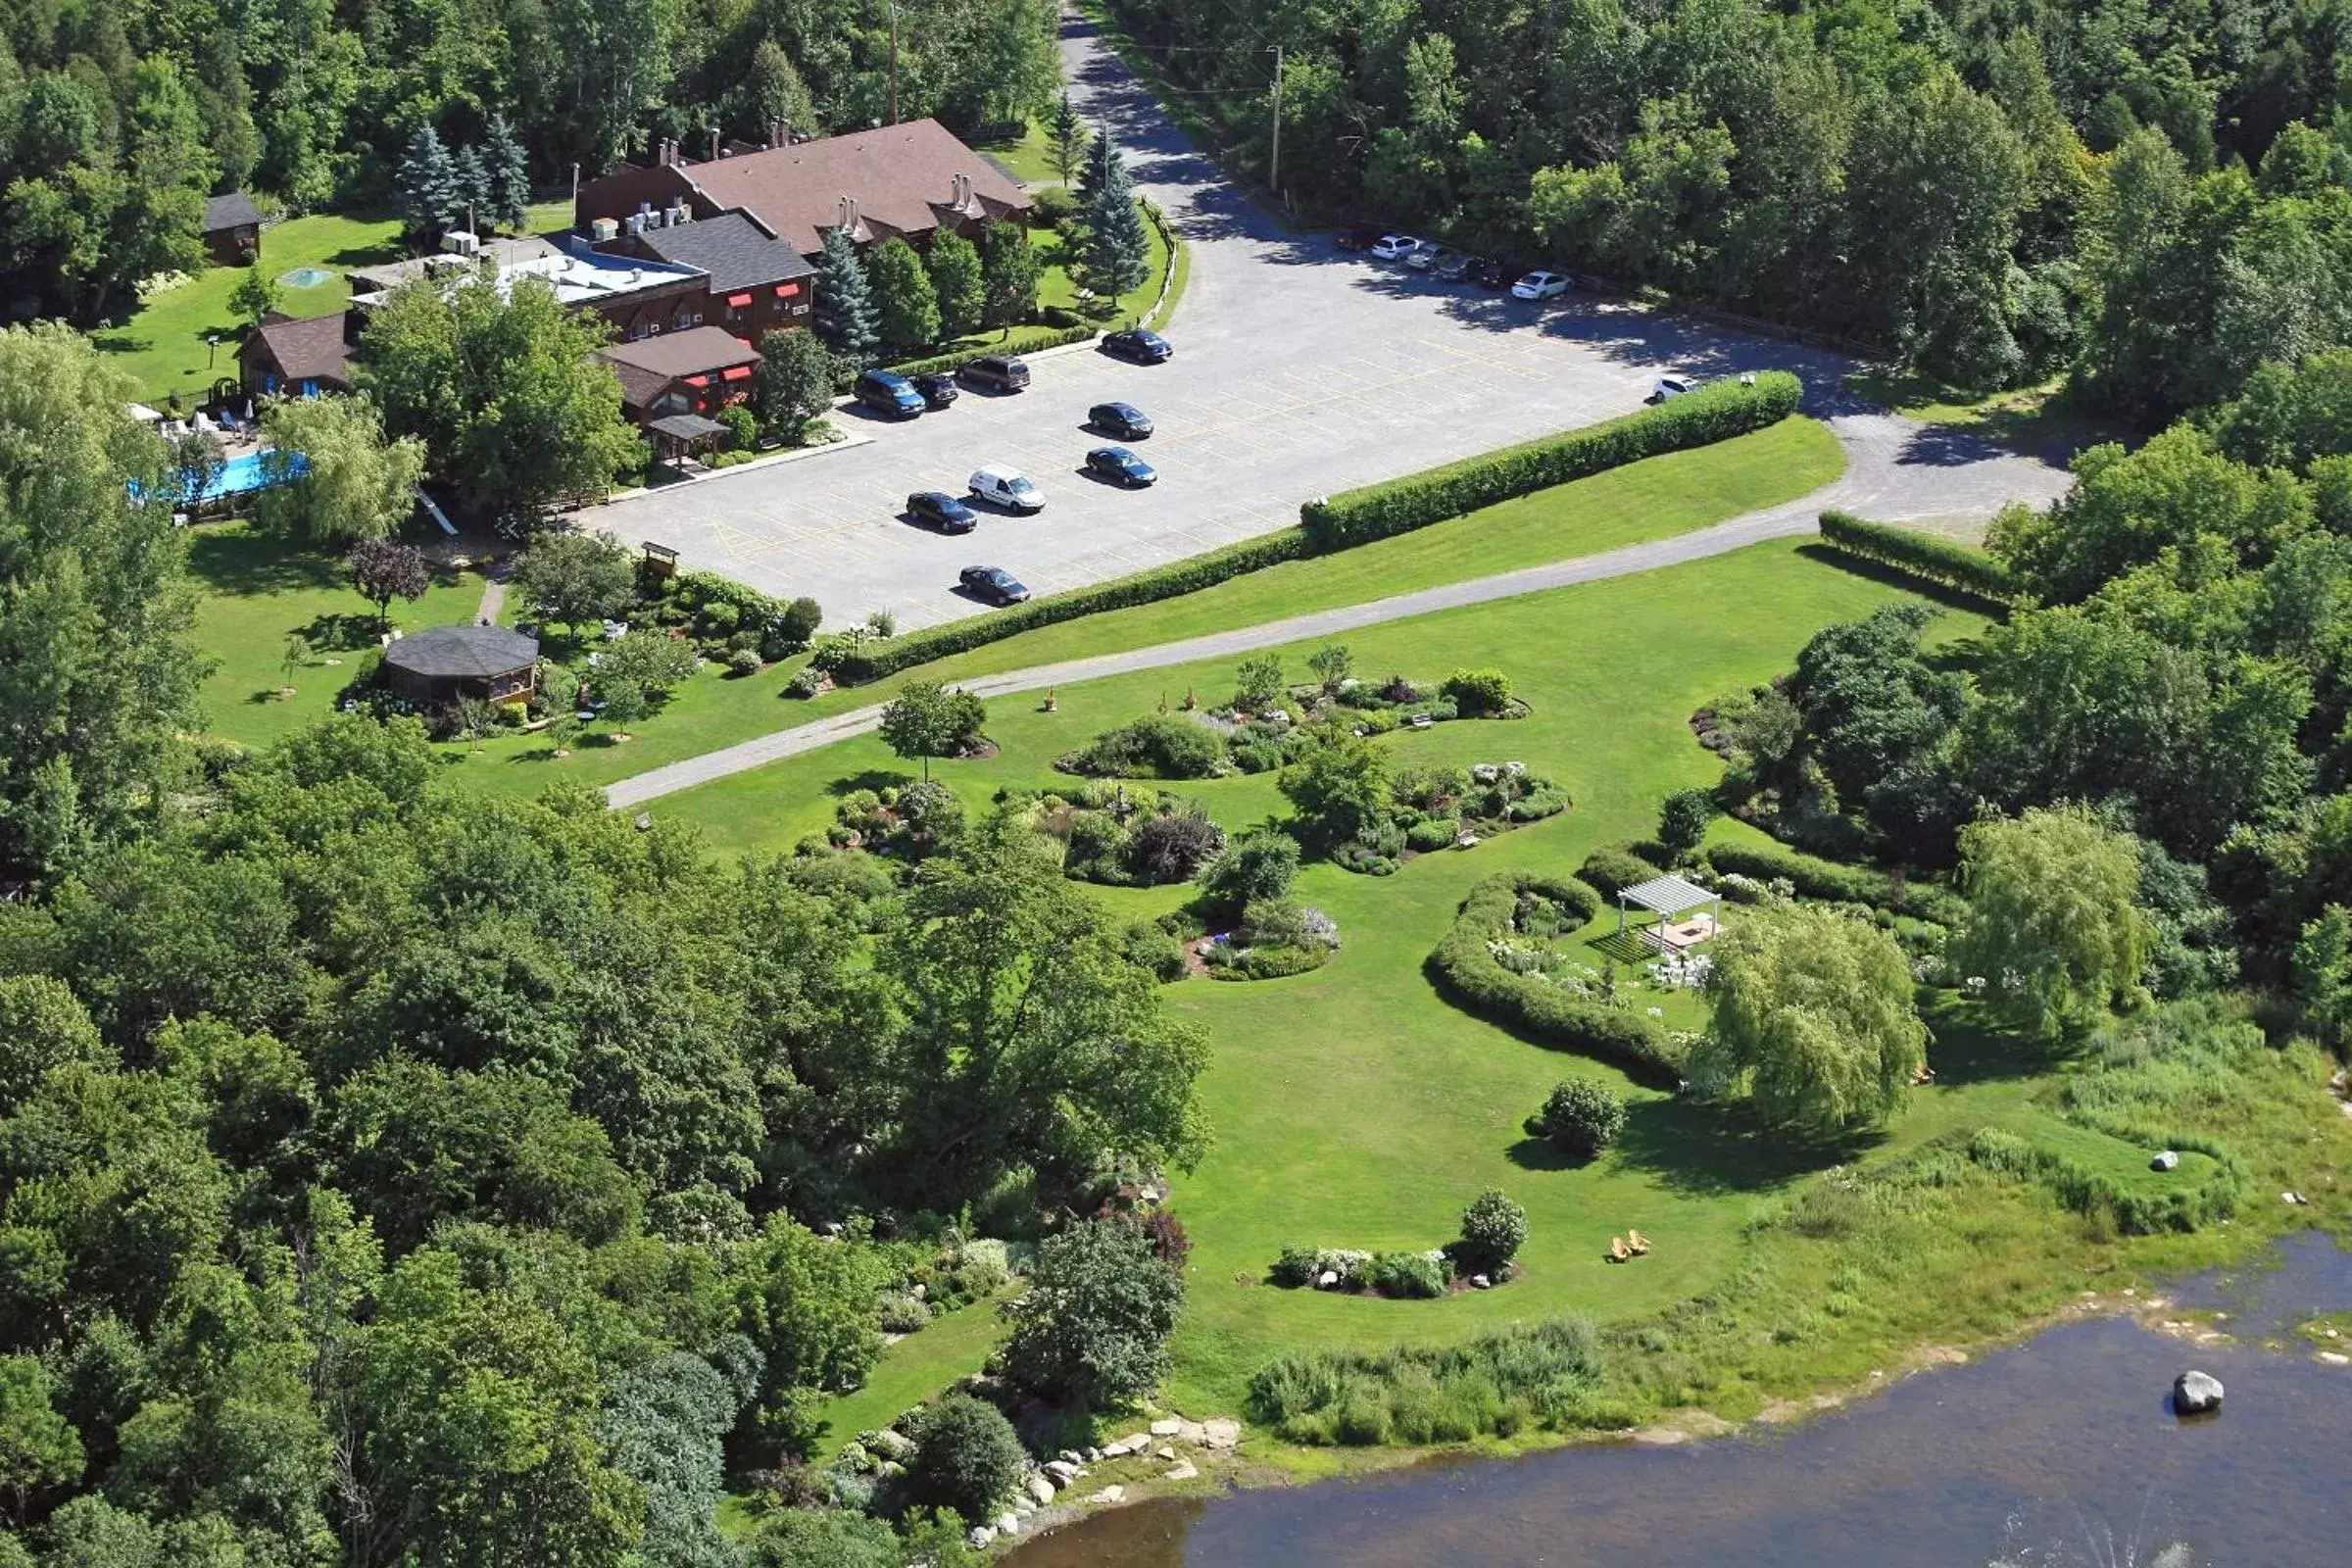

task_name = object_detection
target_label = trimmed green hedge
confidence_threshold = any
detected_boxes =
[1702,840,1965,926]
[834,529,1315,683]
[1815,510,2017,604]
[1427,871,1683,1084]
[889,324,1100,377]
[1300,372,1804,549]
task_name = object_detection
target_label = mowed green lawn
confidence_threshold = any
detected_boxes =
[660,541,2012,1418]
[438,416,1841,798]
[97,200,578,408]
[188,523,502,750]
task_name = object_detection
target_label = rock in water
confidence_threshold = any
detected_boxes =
[2174,1370,2225,1414]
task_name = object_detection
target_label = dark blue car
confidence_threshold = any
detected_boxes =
[1101,329,1172,364]
[1085,446,1158,488]
[1088,401,1153,439]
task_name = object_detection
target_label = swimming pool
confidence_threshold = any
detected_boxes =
[150,449,309,505]
[277,266,335,289]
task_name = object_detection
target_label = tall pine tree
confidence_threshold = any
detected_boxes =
[394,123,461,241]
[483,116,532,232]
[1050,91,1087,185]
[1081,134,1152,301]
[811,226,880,366]
[451,146,490,234]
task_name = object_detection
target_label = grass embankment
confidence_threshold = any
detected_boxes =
[684,538,2352,1472]
[96,202,577,407]
[434,416,1840,797]
[189,523,501,749]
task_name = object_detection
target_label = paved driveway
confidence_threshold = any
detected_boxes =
[589,16,2064,630]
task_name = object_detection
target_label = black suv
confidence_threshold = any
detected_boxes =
[958,565,1029,606]
[1088,401,1153,440]
[909,371,958,409]
[957,354,1032,391]
[1101,328,1172,364]
[907,491,976,533]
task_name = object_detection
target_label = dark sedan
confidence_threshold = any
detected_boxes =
[1088,401,1153,440]
[1435,251,1476,281]
[959,565,1029,606]
[1084,446,1157,488]
[909,371,958,409]
[1101,328,1173,364]
[1334,224,1384,251]
[1470,257,1515,289]
[906,490,976,533]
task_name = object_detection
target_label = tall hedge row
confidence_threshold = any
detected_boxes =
[1701,840,1966,927]
[833,529,1316,683]
[1815,510,2017,604]
[1300,371,1804,549]
[1426,871,1684,1084]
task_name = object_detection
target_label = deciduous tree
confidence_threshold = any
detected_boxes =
[869,237,941,357]
[254,395,426,544]
[1002,1219,1182,1410]
[346,538,432,629]
[512,528,635,639]
[1693,905,1926,1136]
[879,683,986,780]
[927,228,987,341]
[1953,806,2154,1039]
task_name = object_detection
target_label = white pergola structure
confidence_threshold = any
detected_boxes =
[1616,872,1723,956]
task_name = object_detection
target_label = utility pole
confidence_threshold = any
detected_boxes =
[889,0,901,125]
[1268,45,1284,199]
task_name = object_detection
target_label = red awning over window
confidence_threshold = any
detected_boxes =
[726,292,753,307]
[684,374,711,388]
[721,365,754,381]
[775,282,800,298]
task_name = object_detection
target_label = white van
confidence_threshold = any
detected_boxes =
[968,465,1045,514]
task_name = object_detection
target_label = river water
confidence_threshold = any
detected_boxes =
[1007,1233,2352,1567]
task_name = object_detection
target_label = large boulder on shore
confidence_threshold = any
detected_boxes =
[2174,1370,2225,1414]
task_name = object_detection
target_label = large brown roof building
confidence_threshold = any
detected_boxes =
[574,119,1031,259]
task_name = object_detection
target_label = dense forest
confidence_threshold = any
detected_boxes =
[0,0,1061,318]
[1112,0,2352,412]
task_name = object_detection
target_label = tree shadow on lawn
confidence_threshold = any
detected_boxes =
[827,768,914,797]
[1923,994,2063,1088]
[297,612,387,652]
[1612,1095,1884,1199]
[188,527,346,598]
[1506,1136,1586,1173]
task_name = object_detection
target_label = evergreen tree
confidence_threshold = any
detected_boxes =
[1081,134,1152,301]
[978,221,1041,331]
[868,237,941,357]
[483,116,533,231]
[927,228,987,340]
[1050,90,1088,185]
[451,145,491,234]
[810,227,880,367]
[394,122,460,241]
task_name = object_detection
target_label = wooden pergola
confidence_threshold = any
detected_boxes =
[645,412,729,470]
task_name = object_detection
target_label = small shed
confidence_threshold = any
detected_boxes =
[381,624,541,706]
[1616,872,1723,956]
[204,192,265,266]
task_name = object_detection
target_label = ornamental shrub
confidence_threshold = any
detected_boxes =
[1456,1189,1527,1275]
[1442,667,1513,716]
[1657,789,1716,858]
[718,403,760,452]
[1701,840,1964,925]
[1528,1080,1627,1160]
[904,1393,1027,1523]
[1577,845,1664,899]
[1067,714,1225,778]
[726,648,762,677]
[778,596,825,651]
[1002,1219,1184,1410]
[1369,1250,1448,1298]
[1200,830,1298,912]
[1406,817,1461,853]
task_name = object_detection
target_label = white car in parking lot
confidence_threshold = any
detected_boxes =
[1371,233,1425,261]
[1511,270,1571,300]
[968,465,1046,514]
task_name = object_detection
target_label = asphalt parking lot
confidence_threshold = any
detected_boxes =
[589,20,1864,631]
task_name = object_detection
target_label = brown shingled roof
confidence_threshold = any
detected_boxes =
[592,326,760,415]
[247,313,354,386]
[675,120,1031,255]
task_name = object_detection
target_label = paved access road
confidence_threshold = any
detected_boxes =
[588,15,2064,631]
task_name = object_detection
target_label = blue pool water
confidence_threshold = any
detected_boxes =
[196,449,305,502]
[277,266,335,289]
